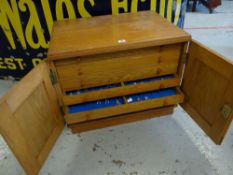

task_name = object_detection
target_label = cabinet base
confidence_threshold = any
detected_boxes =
[69,106,174,133]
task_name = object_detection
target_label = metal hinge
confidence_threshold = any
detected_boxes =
[221,104,232,119]
[181,52,190,64]
[49,69,57,85]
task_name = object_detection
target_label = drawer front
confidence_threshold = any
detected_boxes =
[55,44,182,92]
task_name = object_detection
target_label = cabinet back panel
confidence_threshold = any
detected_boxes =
[55,44,181,91]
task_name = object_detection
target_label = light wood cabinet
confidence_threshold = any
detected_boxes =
[0,11,233,175]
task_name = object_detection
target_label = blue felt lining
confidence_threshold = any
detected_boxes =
[125,88,176,103]
[69,97,124,113]
[68,88,176,114]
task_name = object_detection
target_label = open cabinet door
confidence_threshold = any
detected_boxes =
[0,62,64,175]
[181,40,233,144]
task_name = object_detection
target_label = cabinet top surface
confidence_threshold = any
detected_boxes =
[48,11,191,60]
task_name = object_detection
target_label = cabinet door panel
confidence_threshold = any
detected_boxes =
[0,62,64,175]
[181,40,233,144]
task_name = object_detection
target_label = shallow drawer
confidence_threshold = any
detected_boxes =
[64,88,184,125]
[54,44,182,92]
[63,74,180,105]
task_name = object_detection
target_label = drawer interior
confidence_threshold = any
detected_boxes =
[68,88,177,114]
[69,97,124,113]
[54,44,182,92]
[65,87,184,124]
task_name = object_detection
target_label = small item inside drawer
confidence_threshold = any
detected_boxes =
[126,88,176,103]
[68,87,177,114]
[69,97,124,113]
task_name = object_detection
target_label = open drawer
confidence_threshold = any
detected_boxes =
[64,87,184,124]
[62,74,181,105]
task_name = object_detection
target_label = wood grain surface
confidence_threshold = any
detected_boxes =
[48,11,191,60]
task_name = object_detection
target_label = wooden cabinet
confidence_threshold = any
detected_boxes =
[0,11,233,175]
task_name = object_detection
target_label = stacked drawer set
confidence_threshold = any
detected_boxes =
[51,43,186,132]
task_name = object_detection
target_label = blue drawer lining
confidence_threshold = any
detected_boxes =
[125,88,176,103]
[69,97,124,113]
[68,87,177,114]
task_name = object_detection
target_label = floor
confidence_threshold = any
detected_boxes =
[0,1,233,175]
